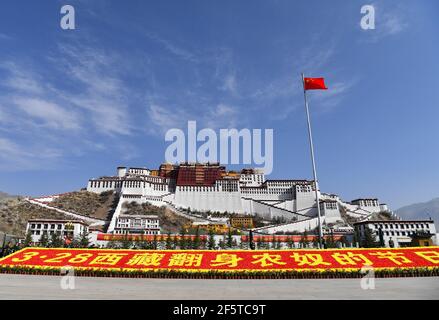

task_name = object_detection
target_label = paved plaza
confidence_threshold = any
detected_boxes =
[0,274,438,299]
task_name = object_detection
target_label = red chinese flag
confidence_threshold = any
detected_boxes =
[304,77,328,90]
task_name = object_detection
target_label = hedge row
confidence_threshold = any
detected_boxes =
[1,266,438,279]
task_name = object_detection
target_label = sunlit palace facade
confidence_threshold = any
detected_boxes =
[87,163,388,234]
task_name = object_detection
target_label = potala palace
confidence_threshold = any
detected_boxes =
[86,162,390,234]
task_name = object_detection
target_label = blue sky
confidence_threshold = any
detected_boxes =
[0,0,438,210]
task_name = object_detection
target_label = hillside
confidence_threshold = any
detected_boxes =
[122,201,192,233]
[395,197,439,229]
[50,190,117,220]
[0,198,80,237]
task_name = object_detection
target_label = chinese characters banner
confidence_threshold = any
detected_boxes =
[1,247,439,272]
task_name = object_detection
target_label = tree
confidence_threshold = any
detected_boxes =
[257,237,267,249]
[79,229,90,248]
[192,228,201,249]
[287,236,294,249]
[218,237,226,249]
[152,234,158,250]
[69,237,80,248]
[120,233,132,249]
[239,239,245,249]
[226,229,233,248]
[173,235,179,249]
[207,229,216,250]
[165,232,172,249]
[312,237,319,249]
[39,231,49,247]
[231,238,238,249]
[377,228,385,247]
[23,231,33,247]
[325,231,337,248]
[179,227,187,249]
[300,230,310,248]
[276,239,282,250]
[270,235,275,249]
[353,229,360,247]
[200,236,207,250]
[248,230,255,250]
[340,235,350,248]
[106,240,118,249]
[2,242,20,257]
[50,232,63,248]
[138,236,150,249]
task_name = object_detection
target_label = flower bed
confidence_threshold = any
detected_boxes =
[0,247,438,279]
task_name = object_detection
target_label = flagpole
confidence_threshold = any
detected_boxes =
[301,73,323,249]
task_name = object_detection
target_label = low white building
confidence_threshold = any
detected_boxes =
[26,219,89,243]
[354,219,437,248]
[114,214,160,235]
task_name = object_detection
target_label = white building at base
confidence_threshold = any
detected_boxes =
[114,215,160,235]
[26,219,89,243]
[354,219,437,247]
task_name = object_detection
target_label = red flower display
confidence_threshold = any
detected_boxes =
[1,247,438,273]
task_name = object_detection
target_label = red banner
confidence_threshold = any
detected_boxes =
[96,233,341,242]
[1,247,438,272]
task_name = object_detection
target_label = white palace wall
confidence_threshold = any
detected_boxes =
[174,187,243,213]
[257,217,320,234]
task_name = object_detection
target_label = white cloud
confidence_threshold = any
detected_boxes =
[214,104,235,117]
[13,97,81,130]
[0,62,44,95]
[294,46,336,75]
[56,43,134,135]
[0,137,29,157]
[144,32,197,63]
[67,95,131,135]
[147,104,189,135]
[205,103,238,129]
[308,79,358,114]
[0,42,141,171]
[147,102,241,136]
